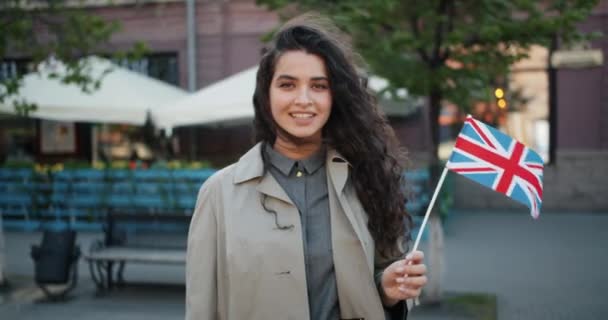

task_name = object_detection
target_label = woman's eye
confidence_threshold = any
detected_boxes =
[312,83,328,90]
[279,82,295,88]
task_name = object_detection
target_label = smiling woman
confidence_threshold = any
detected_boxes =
[186,14,427,320]
[270,51,332,158]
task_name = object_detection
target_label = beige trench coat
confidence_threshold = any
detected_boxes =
[186,143,407,320]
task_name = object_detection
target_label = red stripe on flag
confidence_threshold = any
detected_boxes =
[454,138,543,198]
[467,117,496,149]
[527,164,544,170]
[494,142,524,193]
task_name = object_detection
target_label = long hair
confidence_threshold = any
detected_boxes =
[253,15,411,258]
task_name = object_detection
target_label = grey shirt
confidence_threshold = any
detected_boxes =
[264,144,340,320]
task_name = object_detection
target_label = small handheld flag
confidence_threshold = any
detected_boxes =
[446,115,544,219]
[411,115,544,253]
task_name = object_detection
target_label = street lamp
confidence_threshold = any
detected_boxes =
[494,87,507,109]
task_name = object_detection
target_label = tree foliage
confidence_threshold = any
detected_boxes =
[257,0,599,154]
[0,0,146,115]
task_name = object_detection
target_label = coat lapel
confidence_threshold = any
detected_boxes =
[327,150,384,319]
[232,142,308,315]
[256,173,294,205]
[233,142,294,206]
[326,150,372,269]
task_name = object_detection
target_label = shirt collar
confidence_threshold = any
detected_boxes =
[301,146,326,174]
[232,142,349,185]
[264,143,326,176]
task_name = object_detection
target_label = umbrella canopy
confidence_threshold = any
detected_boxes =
[152,66,258,131]
[152,65,422,130]
[0,56,187,125]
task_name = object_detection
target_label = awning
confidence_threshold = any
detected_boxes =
[0,56,187,125]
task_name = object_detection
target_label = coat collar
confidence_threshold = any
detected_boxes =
[233,142,265,185]
[233,142,351,200]
[232,143,290,204]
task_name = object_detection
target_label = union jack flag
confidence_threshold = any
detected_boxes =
[447,115,544,218]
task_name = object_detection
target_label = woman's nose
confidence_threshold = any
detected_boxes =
[294,88,312,106]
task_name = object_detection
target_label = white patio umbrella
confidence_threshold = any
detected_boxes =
[152,65,422,131]
[152,66,258,131]
[0,56,187,125]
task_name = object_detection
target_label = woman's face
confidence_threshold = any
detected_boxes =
[269,50,332,145]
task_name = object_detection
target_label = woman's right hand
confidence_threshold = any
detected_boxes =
[380,250,428,306]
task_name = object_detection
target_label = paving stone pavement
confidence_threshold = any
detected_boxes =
[440,211,608,320]
[1,211,607,320]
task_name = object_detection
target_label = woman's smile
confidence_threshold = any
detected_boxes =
[289,111,317,126]
[290,112,315,119]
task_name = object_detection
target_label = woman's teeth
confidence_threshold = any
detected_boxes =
[291,113,314,118]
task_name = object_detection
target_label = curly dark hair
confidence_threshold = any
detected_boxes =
[253,15,411,258]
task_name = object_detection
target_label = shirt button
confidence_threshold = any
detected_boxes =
[296,171,303,177]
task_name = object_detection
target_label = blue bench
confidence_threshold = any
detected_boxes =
[0,168,42,230]
[3,167,445,237]
[171,169,215,212]
[47,168,214,229]
[1,167,217,231]
[45,170,107,231]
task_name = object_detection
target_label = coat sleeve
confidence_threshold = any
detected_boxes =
[374,237,409,320]
[186,179,219,320]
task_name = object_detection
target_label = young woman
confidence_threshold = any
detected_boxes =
[186,15,427,320]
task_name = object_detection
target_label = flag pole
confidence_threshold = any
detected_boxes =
[411,166,449,252]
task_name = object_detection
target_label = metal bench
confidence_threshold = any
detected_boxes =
[84,211,191,291]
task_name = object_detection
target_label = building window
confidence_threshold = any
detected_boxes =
[113,53,179,86]
[0,59,31,81]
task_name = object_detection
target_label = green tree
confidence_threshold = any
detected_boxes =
[257,0,600,303]
[0,0,145,115]
[257,0,599,159]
